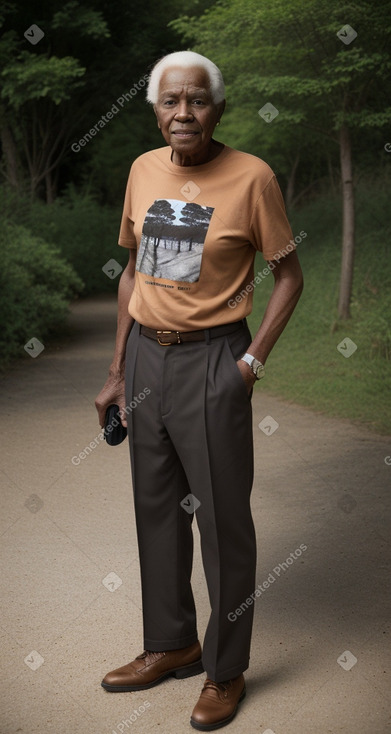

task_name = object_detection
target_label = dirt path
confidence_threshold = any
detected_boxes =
[1,296,390,734]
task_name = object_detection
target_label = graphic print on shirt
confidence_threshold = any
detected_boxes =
[136,199,214,283]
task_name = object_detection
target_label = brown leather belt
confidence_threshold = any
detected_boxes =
[140,320,245,346]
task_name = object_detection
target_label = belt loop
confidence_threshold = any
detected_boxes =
[204,328,211,345]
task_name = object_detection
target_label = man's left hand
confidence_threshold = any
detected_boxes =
[236,359,256,394]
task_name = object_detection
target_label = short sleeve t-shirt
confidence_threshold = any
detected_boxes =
[118,144,294,331]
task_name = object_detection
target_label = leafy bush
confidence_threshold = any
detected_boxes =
[0,221,83,368]
[0,185,128,295]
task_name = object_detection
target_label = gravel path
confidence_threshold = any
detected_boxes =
[1,295,390,734]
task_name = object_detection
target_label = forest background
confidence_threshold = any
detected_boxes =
[0,0,390,432]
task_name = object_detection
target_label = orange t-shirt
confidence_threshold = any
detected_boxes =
[118,144,294,330]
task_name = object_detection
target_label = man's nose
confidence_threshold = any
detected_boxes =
[174,101,194,120]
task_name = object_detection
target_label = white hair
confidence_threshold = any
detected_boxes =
[146,51,225,105]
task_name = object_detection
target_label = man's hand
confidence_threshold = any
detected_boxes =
[95,373,127,428]
[236,359,256,394]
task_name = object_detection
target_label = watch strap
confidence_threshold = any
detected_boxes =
[240,353,254,368]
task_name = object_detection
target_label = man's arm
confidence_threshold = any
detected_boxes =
[95,249,136,427]
[237,250,304,391]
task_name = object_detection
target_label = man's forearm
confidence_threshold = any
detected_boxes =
[248,252,303,365]
[109,261,135,378]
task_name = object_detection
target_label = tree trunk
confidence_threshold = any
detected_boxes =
[337,124,355,320]
[285,152,300,209]
[327,153,337,196]
[45,170,55,204]
[0,123,20,190]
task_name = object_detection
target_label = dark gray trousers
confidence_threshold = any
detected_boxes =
[124,320,257,682]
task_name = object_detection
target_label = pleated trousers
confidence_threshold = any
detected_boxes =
[124,319,257,682]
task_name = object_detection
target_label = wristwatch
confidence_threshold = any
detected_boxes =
[240,352,265,380]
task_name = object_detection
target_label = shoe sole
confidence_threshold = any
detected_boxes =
[189,685,246,731]
[101,658,204,692]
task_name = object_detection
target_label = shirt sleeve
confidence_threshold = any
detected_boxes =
[118,167,137,249]
[249,175,295,261]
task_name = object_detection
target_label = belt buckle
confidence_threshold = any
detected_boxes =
[156,330,182,346]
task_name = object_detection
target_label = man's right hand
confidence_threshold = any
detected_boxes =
[95,373,127,428]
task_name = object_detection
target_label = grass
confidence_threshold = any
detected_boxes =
[247,182,391,435]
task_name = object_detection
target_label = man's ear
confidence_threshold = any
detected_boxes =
[217,99,226,121]
[153,105,161,129]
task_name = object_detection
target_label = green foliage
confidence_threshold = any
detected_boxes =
[246,176,391,434]
[84,104,162,205]
[52,1,110,38]
[170,0,391,185]
[351,182,391,361]
[35,189,129,294]
[0,185,127,295]
[1,53,86,107]
[0,221,83,368]
[0,0,198,200]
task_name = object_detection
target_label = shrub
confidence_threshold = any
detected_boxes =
[0,185,127,295]
[0,221,83,368]
[0,185,128,295]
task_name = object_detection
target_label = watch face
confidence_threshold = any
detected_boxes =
[255,363,265,379]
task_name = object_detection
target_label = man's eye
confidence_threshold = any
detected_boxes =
[163,100,175,105]
[193,100,204,105]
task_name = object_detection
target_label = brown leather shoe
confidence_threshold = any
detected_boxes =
[101,641,203,692]
[190,674,246,730]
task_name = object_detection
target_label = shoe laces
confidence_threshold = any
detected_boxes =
[203,678,230,697]
[136,650,165,662]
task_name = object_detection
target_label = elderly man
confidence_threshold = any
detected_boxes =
[95,50,303,730]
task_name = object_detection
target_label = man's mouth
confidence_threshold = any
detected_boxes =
[172,131,198,138]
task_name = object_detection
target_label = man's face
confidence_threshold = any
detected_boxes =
[154,65,225,164]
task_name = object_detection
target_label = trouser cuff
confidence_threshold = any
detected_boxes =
[143,632,199,652]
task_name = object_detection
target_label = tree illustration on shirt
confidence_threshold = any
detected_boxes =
[136,198,214,283]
